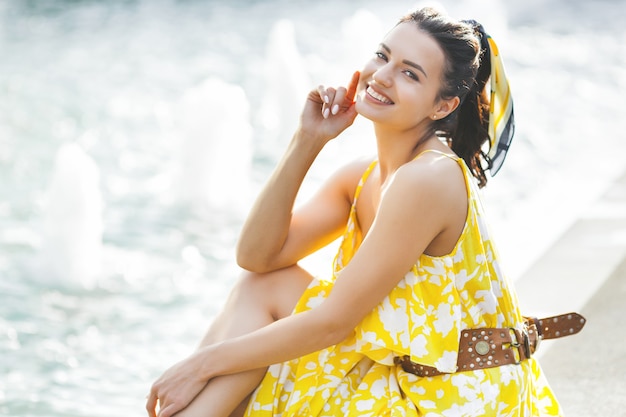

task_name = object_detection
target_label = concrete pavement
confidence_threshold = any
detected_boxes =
[514,170,626,415]
[541,256,626,415]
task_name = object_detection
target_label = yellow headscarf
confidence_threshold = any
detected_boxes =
[485,34,515,175]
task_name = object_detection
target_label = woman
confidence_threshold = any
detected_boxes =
[147,7,582,416]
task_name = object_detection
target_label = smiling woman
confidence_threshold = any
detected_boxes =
[145,6,582,417]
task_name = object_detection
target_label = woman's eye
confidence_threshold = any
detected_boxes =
[403,70,419,81]
[375,51,387,61]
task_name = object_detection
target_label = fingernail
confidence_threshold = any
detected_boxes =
[323,108,330,119]
[332,104,339,115]
[324,95,329,104]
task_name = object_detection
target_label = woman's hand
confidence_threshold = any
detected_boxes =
[298,71,360,145]
[146,351,210,417]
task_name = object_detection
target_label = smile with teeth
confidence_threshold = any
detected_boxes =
[366,86,394,104]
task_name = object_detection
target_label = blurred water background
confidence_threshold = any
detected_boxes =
[1,0,625,415]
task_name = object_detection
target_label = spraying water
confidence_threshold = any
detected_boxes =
[257,19,311,158]
[37,143,103,290]
[176,77,254,213]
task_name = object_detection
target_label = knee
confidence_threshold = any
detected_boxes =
[224,270,278,313]
[230,266,312,318]
[231,269,273,300]
[234,265,310,296]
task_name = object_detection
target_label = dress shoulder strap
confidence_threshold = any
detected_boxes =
[413,149,474,196]
[353,160,378,202]
[414,149,460,161]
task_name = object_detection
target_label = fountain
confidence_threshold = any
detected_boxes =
[176,77,254,214]
[37,143,103,290]
[257,19,310,158]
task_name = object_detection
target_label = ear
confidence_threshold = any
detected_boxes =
[432,96,460,120]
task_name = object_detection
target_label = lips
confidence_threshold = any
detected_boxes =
[366,85,394,105]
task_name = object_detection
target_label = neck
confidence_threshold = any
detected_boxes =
[373,122,446,181]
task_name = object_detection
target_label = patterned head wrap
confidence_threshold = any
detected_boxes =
[485,35,515,175]
[469,22,515,176]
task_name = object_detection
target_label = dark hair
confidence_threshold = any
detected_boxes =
[399,8,491,187]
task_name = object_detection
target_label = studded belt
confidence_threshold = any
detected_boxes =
[394,312,586,377]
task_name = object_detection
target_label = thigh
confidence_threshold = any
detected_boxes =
[173,265,314,417]
[198,264,313,347]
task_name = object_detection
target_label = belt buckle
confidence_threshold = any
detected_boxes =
[522,330,531,359]
[508,328,531,363]
[526,322,541,354]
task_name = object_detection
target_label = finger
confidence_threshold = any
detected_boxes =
[146,392,158,417]
[316,85,329,105]
[317,86,337,105]
[328,72,360,116]
[157,402,180,417]
[331,87,348,115]
[318,86,337,118]
[345,70,360,104]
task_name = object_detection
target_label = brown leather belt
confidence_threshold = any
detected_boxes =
[394,312,586,377]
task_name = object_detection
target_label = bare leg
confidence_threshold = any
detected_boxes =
[173,264,313,417]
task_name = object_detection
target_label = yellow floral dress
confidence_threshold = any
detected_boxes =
[245,152,561,416]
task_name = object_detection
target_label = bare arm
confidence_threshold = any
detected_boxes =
[148,156,467,417]
[236,71,361,273]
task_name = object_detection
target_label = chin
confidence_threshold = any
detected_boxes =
[354,96,370,115]
[355,98,383,123]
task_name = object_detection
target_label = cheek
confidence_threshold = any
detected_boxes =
[359,59,376,83]
[401,86,434,112]
[356,61,376,96]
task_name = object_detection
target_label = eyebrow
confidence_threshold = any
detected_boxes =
[380,43,428,78]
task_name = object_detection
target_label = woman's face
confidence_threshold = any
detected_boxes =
[355,22,449,131]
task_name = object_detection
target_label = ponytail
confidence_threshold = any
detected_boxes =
[448,21,491,188]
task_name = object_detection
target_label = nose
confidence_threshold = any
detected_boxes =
[372,63,392,88]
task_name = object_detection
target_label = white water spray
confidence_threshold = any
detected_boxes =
[341,9,385,66]
[38,143,103,289]
[176,77,253,213]
[257,19,310,157]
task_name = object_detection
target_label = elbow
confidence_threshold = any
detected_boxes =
[235,239,256,271]
[236,260,272,274]
[236,239,292,273]
[235,251,266,274]
[235,243,274,274]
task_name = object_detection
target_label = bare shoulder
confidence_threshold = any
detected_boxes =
[383,152,468,255]
[386,151,468,224]
[394,152,465,193]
